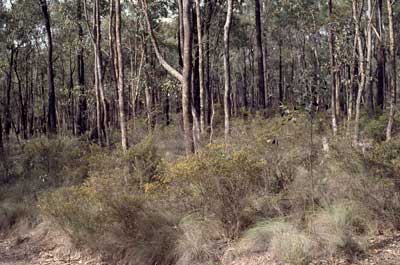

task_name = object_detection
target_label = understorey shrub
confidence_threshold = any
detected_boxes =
[21,136,88,188]
[125,135,162,188]
[362,113,400,142]
[166,144,265,238]
[0,200,34,231]
[39,174,178,265]
[175,215,227,265]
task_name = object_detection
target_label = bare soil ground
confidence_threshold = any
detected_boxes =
[0,222,104,265]
[1,224,400,265]
[227,232,400,265]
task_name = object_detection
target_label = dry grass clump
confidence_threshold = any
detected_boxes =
[39,184,178,265]
[104,195,178,265]
[175,215,226,265]
[270,229,316,265]
[0,200,33,231]
[234,220,294,256]
[14,113,400,264]
[232,220,316,265]
[309,202,375,257]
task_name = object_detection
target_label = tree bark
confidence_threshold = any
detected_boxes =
[365,0,374,115]
[255,0,266,109]
[376,0,385,110]
[195,0,205,134]
[77,0,87,135]
[40,0,57,134]
[4,48,14,138]
[353,0,366,143]
[328,0,338,136]
[386,0,396,141]
[115,0,128,151]
[224,0,233,140]
[141,0,194,154]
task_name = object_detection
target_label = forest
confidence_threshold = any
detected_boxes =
[1,0,400,264]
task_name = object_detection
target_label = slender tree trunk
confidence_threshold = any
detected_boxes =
[40,0,57,134]
[4,48,14,138]
[386,0,396,141]
[192,9,201,149]
[141,0,194,154]
[77,0,87,135]
[223,0,233,140]
[14,51,28,139]
[278,38,283,103]
[376,0,385,110]
[348,34,358,124]
[328,0,338,136]
[182,0,194,153]
[115,0,128,151]
[195,0,205,134]
[94,0,109,145]
[243,48,248,110]
[68,49,75,134]
[254,0,266,109]
[354,0,366,143]
[365,0,374,115]
[0,114,3,154]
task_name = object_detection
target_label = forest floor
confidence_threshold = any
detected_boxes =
[0,222,104,265]
[1,223,400,265]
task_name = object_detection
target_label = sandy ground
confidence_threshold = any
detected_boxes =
[1,223,400,265]
[228,232,400,265]
[0,222,104,265]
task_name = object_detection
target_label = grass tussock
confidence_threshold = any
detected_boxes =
[3,112,400,264]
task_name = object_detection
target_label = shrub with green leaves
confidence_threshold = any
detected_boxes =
[125,135,162,187]
[166,144,265,237]
[21,136,87,188]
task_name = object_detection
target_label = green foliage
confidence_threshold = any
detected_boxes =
[0,200,34,231]
[363,114,392,141]
[125,135,162,186]
[166,144,265,237]
[39,179,178,265]
[21,136,88,188]
[370,138,400,174]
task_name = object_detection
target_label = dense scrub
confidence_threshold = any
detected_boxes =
[2,113,400,264]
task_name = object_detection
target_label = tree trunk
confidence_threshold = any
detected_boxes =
[115,0,128,151]
[40,0,57,134]
[278,38,283,103]
[224,0,233,140]
[141,0,194,154]
[353,0,366,143]
[365,0,374,116]
[376,0,385,110]
[254,0,266,109]
[195,0,205,134]
[328,0,338,136]
[93,0,109,145]
[4,48,14,138]
[386,0,396,141]
[77,0,87,135]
